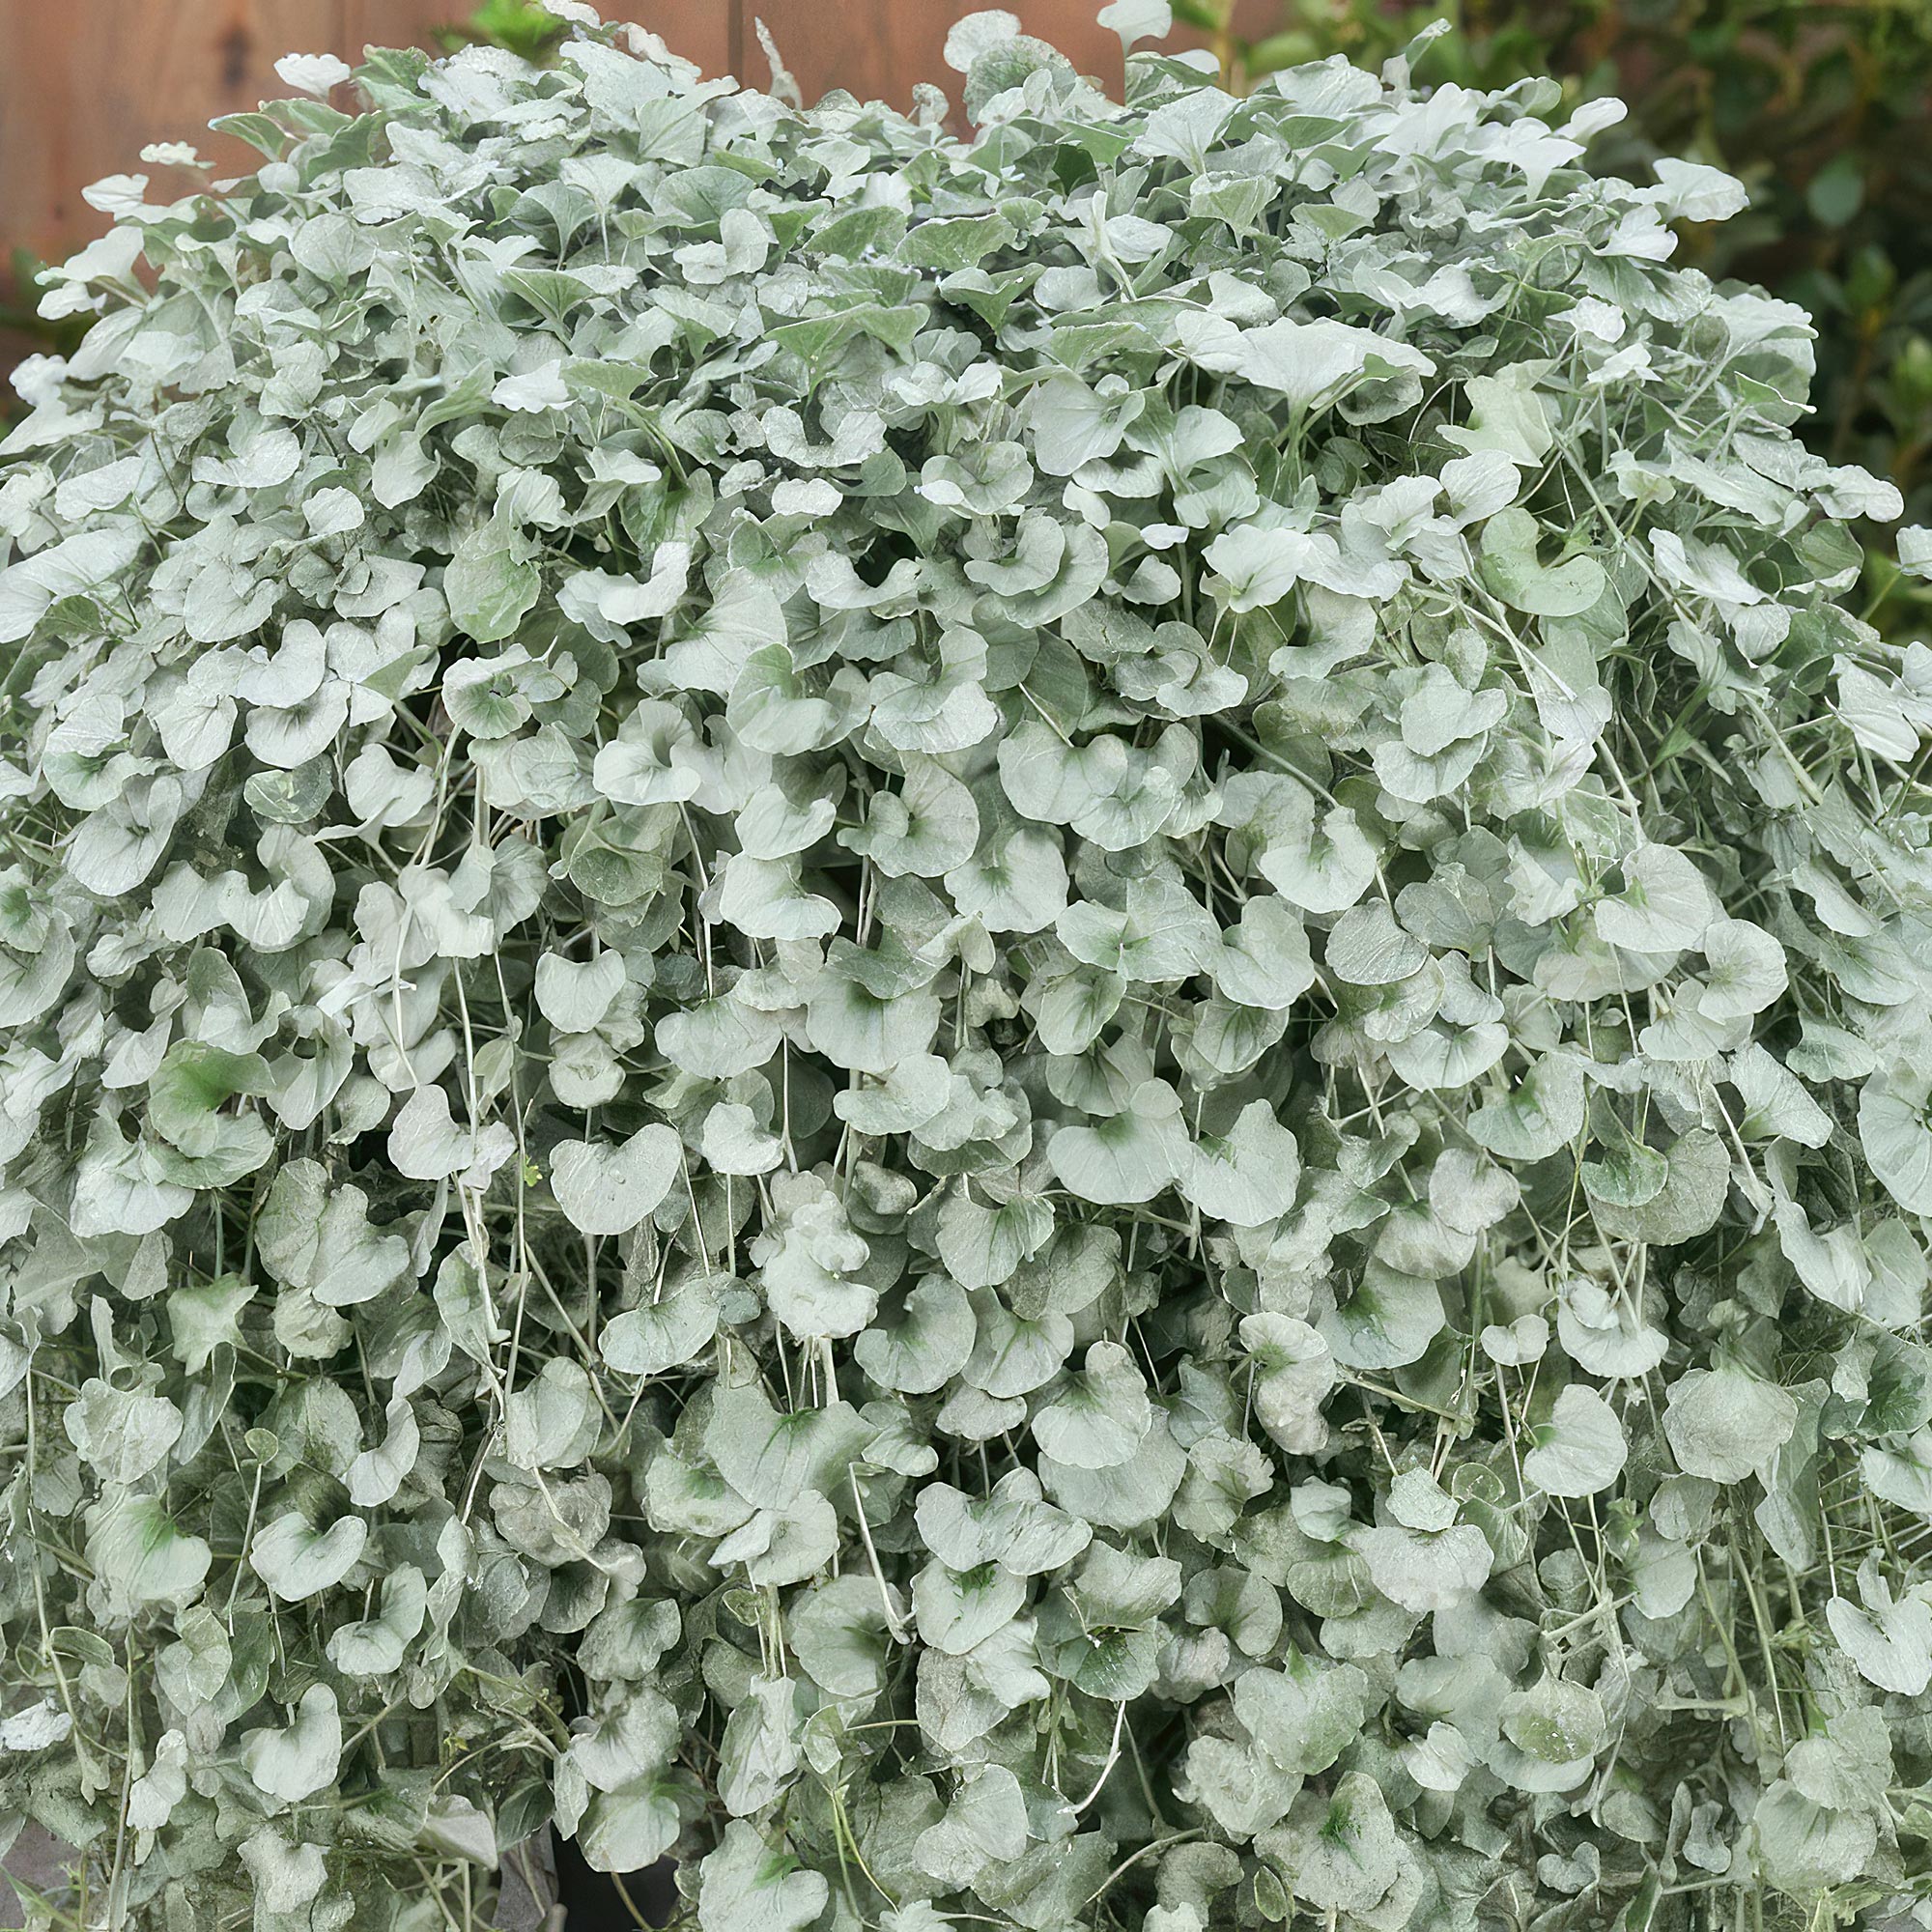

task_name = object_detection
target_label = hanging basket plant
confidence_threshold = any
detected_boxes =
[2,3,1931,1927]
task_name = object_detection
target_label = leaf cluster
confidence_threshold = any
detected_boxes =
[1198,0,1932,632]
[2,7,1932,1932]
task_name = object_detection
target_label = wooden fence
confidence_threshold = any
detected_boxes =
[0,0,1267,285]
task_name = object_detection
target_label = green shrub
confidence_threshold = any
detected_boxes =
[2,6,1930,1929]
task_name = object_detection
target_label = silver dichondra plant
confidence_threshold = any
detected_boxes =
[4,5,1932,1927]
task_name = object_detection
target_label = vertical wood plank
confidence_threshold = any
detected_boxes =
[744,0,1117,114]
[743,0,1281,112]
[589,2,734,76]
[0,1,350,270]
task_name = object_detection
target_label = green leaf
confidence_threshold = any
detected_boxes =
[1522,1384,1628,1497]
[1827,1556,1932,1694]
[1358,1518,1493,1611]
[1860,1065,1932,1213]
[1032,1341,1153,1469]
[242,1685,343,1804]
[1320,1261,1447,1371]
[697,1820,829,1932]
[63,1379,183,1485]
[249,1510,369,1603]
[1181,1101,1301,1226]
[444,512,540,644]
[1481,508,1606,617]
[1047,1080,1187,1205]
[1097,0,1171,46]
[790,1574,902,1699]
[1663,1366,1799,1484]
[1240,1314,1336,1455]
[550,1124,684,1236]
[327,1564,429,1676]
[83,1492,212,1610]
[1234,1655,1370,1776]
[1260,1773,1400,1914]
[1499,1676,1606,1768]
[1469,1052,1585,1161]
[1218,318,1434,412]
[1594,843,1714,952]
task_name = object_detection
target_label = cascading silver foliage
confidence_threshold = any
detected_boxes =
[3,4,1932,1927]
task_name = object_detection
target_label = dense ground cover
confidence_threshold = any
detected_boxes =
[3,6,1932,1928]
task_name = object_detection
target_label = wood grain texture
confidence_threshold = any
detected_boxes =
[753,0,1120,111]
[753,0,1280,111]
[0,0,345,266]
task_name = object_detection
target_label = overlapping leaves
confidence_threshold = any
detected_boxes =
[2,5,1932,1930]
